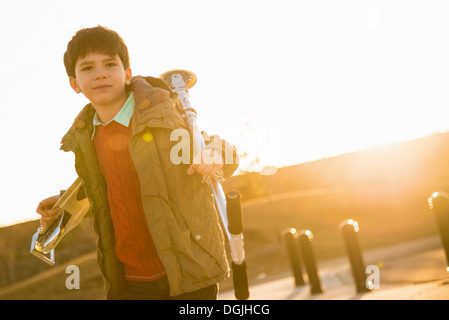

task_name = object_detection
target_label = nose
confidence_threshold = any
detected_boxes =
[95,67,107,79]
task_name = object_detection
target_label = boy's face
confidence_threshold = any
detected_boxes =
[69,52,132,109]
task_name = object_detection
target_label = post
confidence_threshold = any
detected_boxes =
[297,230,324,294]
[427,192,449,270]
[226,190,249,300]
[283,228,305,286]
[339,219,371,293]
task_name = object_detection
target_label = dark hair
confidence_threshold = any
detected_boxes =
[63,25,130,78]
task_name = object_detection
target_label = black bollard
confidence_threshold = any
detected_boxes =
[427,192,449,270]
[339,219,371,293]
[283,228,305,286]
[297,230,324,294]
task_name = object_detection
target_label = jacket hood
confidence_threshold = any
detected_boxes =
[60,76,175,153]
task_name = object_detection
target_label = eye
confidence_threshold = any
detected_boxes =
[106,62,117,68]
[81,66,93,72]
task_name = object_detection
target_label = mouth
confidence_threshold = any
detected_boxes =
[93,84,112,90]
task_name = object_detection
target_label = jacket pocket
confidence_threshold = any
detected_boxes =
[179,206,227,275]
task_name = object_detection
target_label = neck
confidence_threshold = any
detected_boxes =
[93,95,128,124]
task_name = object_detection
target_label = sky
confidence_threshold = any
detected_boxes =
[1,0,449,227]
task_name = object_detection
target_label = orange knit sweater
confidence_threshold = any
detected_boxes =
[93,120,166,281]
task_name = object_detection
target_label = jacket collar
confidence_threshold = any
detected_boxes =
[60,103,95,152]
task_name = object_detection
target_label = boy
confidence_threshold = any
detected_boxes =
[36,26,239,300]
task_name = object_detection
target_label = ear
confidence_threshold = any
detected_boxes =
[69,77,81,94]
[125,68,132,86]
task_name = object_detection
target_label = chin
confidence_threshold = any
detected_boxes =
[91,94,120,105]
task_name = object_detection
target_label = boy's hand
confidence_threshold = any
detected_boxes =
[36,195,62,227]
[186,149,224,180]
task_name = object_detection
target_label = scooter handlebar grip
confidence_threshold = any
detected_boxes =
[232,261,249,300]
[226,190,243,235]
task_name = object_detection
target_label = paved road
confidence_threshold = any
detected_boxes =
[1,235,447,300]
[219,235,449,300]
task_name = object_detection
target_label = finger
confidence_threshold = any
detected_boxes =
[187,150,219,175]
[36,196,58,211]
[37,206,61,217]
[36,202,49,214]
[41,214,59,223]
[207,163,224,177]
[49,207,62,216]
[36,204,50,216]
[40,214,59,227]
[200,163,216,177]
[202,175,211,184]
[204,163,223,178]
[38,197,56,208]
[189,155,210,174]
[186,164,197,175]
[203,148,224,166]
[195,161,211,175]
[187,151,204,175]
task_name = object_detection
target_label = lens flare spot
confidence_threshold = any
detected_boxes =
[142,132,153,142]
[107,134,128,151]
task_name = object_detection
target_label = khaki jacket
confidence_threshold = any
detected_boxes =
[60,76,238,299]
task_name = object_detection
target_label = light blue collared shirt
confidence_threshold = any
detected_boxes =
[91,92,135,140]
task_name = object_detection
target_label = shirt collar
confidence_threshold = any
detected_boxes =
[91,92,135,140]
